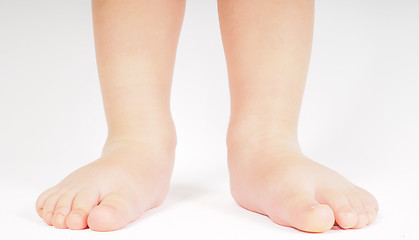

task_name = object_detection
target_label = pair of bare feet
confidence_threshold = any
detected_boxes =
[36,117,378,233]
[36,0,378,233]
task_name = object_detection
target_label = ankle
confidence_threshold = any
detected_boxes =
[226,119,301,154]
[102,122,177,158]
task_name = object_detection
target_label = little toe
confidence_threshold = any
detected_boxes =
[361,194,378,225]
[270,193,335,233]
[66,189,100,230]
[359,189,379,224]
[316,189,358,229]
[88,192,142,231]
[42,193,62,226]
[51,193,76,229]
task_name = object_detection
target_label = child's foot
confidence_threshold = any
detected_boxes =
[36,131,176,231]
[226,121,379,233]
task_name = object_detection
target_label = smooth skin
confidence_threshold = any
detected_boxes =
[218,0,378,232]
[36,0,378,233]
[36,0,185,231]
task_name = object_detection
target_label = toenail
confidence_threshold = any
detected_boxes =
[345,211,357,219]
[53,214,65,225]
[69,212,82,219]
[44,213,53,221]
[54,212,66,217]
[309,204,321,211]
[337,211,357,229]
[359,214,369,223]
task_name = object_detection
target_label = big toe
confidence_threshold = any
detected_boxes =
[87,193,143,231]
[269,193,335,233]
[316,189,359,229]
[296,204,335,232]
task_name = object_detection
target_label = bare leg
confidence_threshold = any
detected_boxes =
[218,0,378,232]
[36,0,185,231]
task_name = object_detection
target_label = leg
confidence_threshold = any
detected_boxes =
[36,0,185,231]
[218,0,378,232]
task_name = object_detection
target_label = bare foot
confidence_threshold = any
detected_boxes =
[227,123,379,233]
[36,134,176,231]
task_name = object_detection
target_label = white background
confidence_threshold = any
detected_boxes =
[1,0,418,239]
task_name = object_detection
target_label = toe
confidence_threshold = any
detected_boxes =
[347,193,368,229]
[66,189,100,230]
[359,190,378,225]
[316,189,358,229]
[42,193,62,226]
[51,192,76,229]
[88,192,143,232]
[367,210,376,225]
[36,187,57,218]
[354,213,369,229]
[269,193,335,233]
